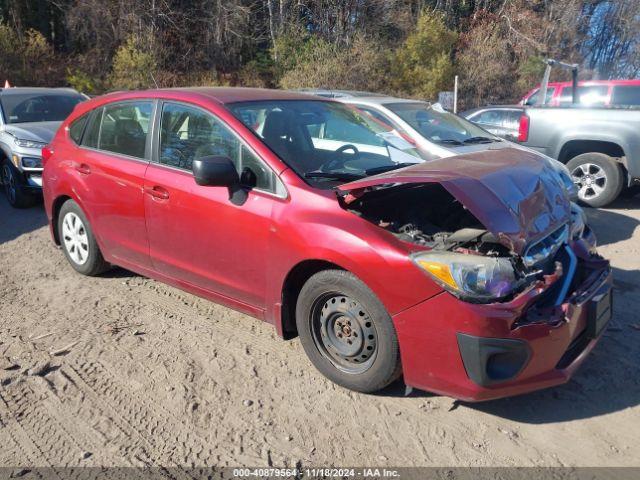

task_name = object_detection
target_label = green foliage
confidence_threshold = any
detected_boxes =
[278,34,391,93]
[237,50,275,87]
[66,68,100,95]
[272,26,335,79]
[0,23,21,79]
[108,36,157,90]
[457,23,513,107]
[516,56,546,92]
[392,12,457,99]
[0,23,61,86]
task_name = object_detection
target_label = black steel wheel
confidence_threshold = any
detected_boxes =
[296,269,402,393]
[311,293,378,374]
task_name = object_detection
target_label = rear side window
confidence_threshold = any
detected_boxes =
[558,85,608,106]
[504,110,522,130]
[524,87,555,106]
[474,110,508,126]
[97,102,153,159]
[69,113,89,144]
[611,85,640,106]
[81,109,102,148]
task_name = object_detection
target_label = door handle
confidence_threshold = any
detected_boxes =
[75,163,91,175]
[145,185,170,200]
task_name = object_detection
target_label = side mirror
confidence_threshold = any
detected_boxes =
[192,156,239,187]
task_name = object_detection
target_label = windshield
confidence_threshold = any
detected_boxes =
[1,93,84,124]
[385,102,499,146]
[229,100,430,187]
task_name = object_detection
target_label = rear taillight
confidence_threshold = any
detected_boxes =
[518,114,529,142]
[41,145,53,166]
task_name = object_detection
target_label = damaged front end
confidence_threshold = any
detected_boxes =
[336,149,604,306]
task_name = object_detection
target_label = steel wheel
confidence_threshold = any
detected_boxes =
[2,164,16,205]
[310,293,378,374]
[62,211,90,265]
[571,163,607,202]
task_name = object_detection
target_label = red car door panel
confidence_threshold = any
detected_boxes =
[143,101,280,308]
[144,164,272,308]
[77,149,151,268]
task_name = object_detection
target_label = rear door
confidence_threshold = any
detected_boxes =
[76,100,154,269]
[143,101,283,308]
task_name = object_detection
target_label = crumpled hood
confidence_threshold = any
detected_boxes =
[337,148,571,255]
[2,121,61,144]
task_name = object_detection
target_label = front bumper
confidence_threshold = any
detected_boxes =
[3,152,44,192]
[393,239,613,402]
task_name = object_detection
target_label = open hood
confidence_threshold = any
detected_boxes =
[337,148,571,255]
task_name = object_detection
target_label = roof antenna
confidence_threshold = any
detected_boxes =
[149,72,159,89]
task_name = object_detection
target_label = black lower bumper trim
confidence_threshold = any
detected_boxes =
[457,333,531,387]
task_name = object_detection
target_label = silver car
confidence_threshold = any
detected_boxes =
[297,89,517,158]
[0,87,86,207]
[299,89,577,199]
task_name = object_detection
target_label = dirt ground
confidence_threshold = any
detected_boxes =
[1,192,639,469]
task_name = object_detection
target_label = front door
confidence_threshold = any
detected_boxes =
[144,101,281,308]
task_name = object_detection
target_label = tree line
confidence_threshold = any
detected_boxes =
[1,0,638,108]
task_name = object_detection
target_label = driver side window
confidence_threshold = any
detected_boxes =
[159,103,276,192]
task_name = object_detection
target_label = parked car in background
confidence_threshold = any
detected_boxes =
[461,105,525,141]
[0,87,86,207]
[520,79,640,107]
[301,89,577,199]
[299,89,509,158]
[43,88,612,401]
[517,105,640,207]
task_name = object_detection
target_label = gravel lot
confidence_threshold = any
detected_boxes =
[1,193,639,469]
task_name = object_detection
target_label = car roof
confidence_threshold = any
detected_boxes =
[531,79,640,89]
[104,87,321,105]
[294,89,434,106]
[0,87,81,96]
[462,105,523,114]
[296,89,388,99]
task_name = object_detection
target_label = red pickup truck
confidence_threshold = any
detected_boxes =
[521,79,640,107]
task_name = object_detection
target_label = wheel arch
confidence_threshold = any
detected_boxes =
[279,259,346,339]
[558,139,626,165]
[51,195,74,245]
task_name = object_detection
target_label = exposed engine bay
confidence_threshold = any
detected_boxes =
[340,182,574,303]
[344,183,511,255]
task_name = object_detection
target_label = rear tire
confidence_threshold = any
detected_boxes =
[58,200,110,276]
[2,161,36,208]
[567,153,623,208]
[296,269,402,393]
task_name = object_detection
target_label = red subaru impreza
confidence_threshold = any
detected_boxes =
[42,88,613,401]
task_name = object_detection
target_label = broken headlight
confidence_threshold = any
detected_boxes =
[411,251,518,302]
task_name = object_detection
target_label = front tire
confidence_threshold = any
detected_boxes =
[296,270,402,393]
[58,200,109,276]
[2,161,36,208]
[567,153,623,208]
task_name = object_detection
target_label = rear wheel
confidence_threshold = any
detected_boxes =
[567,153,623,208]
[2,161,36,208]
[58,200,109,276]
[296,270,401,393]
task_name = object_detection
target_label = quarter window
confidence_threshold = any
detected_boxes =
[81,108,101,149]
[69,113,89,144]
[159,103,276,192]
[98,102,152,159]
